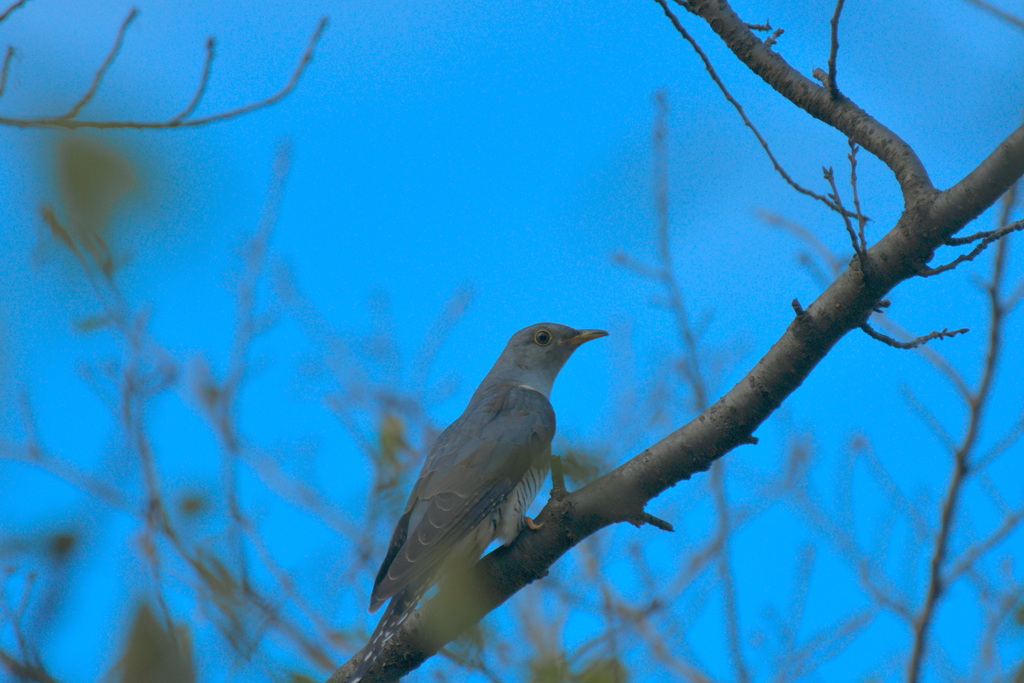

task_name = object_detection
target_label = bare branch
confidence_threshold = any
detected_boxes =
[0,46,14,100]
[651,90,710,411]
[848,140,868,252]
[680,0,934,200]
[0,16,328,130]
[760,210,844,275]
[57,8,138,121]
[908,458,967,680]
[168,37,215,123]
[869,312,972,401]
[919,219,1024,276]
[710,463,750,683]
[826,0,846,98]
[945,507,1024,584]
[931,123,1024,228]
[860,322,968,349]
[653,0,851,216]
[327,155,1020,681]
[899,386,957,454]
[973,409,1024,471]
[0,0,30,25]
[823,166,865,258]
[0,646,61,683]
[907,232,1011,682]
[961,0,1024,31]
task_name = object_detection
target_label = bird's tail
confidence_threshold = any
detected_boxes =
[349,587,420,682]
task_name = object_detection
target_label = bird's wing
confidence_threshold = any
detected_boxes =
[369,384,554,611]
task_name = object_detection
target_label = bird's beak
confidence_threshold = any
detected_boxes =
[560,328,609,347]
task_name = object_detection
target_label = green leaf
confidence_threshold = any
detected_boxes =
[120,604,194,683]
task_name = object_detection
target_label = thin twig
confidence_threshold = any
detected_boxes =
[826,0,846,98]
[57,8,138,121]
[921,218,1024,276]
[0,0,30,25]
[0,16,328,130]
[945,506,1024,584]
[611,250,665,280]
[0,46,14,100]
[860,322,968,349]
[653,0,852,217]
[961,0,1024,31]
[907,233,1009,682]
[763,28,784,50]
[0,646,61,683]
[651,91,710,412]
[759,210,844,275]
[870,314,972,401]
[823,166,864,257]
[225,142,293,584]
[711,463,750,683]
[856,437,930,540]
[900,386,958,455]
[168,37,215,123]
[973,409,1024,471]
[848,140,867,252]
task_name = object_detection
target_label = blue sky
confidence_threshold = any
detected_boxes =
[1,0,1023,681]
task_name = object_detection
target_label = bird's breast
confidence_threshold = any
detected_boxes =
[492,464,549,546]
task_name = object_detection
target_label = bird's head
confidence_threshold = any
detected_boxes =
[483,323,607,398]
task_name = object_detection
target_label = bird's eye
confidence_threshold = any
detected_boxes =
[534,329,552,346]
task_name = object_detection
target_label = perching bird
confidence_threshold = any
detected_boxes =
[350,323,607,681]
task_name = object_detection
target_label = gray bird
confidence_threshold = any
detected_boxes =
[350,323,607,681]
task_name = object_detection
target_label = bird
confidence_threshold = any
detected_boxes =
[349,322,607,681]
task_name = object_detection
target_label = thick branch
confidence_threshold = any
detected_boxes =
[683,0,933,202]
[930,123,1024,230]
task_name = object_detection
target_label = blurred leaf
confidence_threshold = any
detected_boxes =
[530,654,626,683]
[48,531,76,562]
[289,675,318,683]
[530,654,568,683]
[177,493,208,517]
[120,604,194,683]
[560,448,603,488]
[447,621,487,670]
[189,357,221,410]
[74,313,113,333]
[378,413,408,467]
[56,135,135,238]
[577,658,627,683]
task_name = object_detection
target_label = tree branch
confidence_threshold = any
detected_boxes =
[826,0,845,98]
[326,3,1024,680]
[56,8,138,121]
[961,0,1024,31]
[860,323,968,349]
[681,0,934,202]
[0,0,30,25]
[0,15,328,130]
[653,0,849,216]
[327,145,1023,683]
[930,123,1024,229]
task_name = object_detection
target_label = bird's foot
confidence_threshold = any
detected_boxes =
[525,516,543,530]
